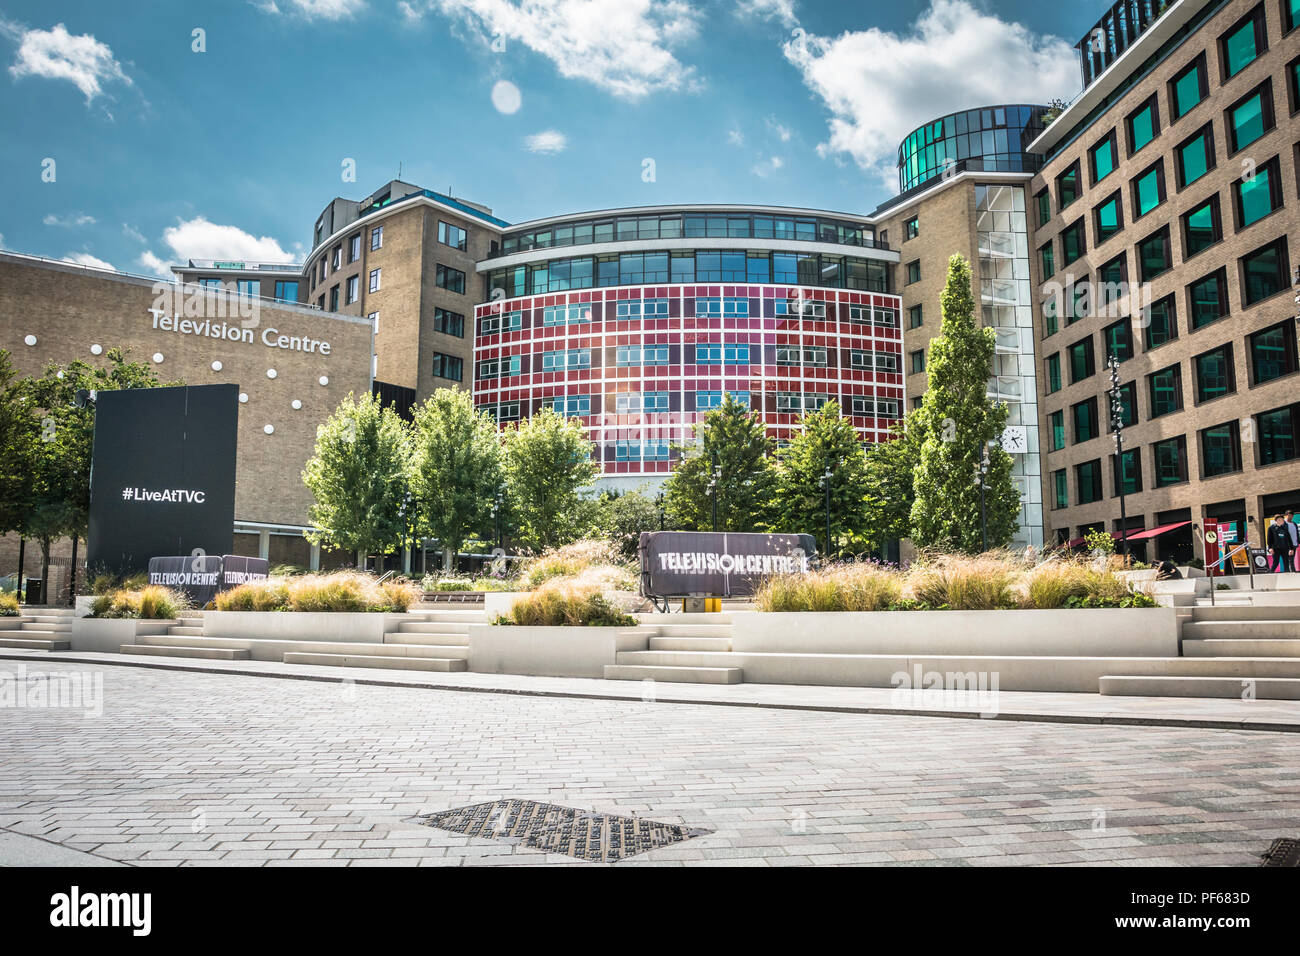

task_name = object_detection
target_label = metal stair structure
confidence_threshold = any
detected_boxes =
[0,607,74,650]
[604,614,743,684]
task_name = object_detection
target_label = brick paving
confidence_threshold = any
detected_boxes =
[0,661,1295,867]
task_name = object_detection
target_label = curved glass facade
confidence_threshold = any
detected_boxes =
[897,104,1049,193]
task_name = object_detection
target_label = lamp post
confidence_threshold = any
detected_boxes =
[819,462,834,561]
[706,452,722,533]
[1107,352,1131,562]
[973,445,990,553]
[655,492,666,531]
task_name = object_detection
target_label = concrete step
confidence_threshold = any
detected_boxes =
[396,620,475,634]
[26,614,74,624]
[635,613,734,625]
[604,664,743,684]
[650,624,735,639]
[120,644,250,660]
[1182,620,1300,639]
[282,652,467,671]
[175,617,204,627]
[167,626,204,637]
[0,636,70,650]
[1183,639,1300,658]
[20,622,71,633]
[1189,605,1300,621]
[404,610,485,624]
[132,634,469,659]
[616,650,741,667]
[1100,675,1300,700]
[384,631,469,647]
[647,636,733,652]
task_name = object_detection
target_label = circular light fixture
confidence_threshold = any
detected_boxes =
[318,376,329,386]
[266,368,277,379]
[90,344,102,356]
[152,352,164,364]
[23,335,36,346]
[238,393,249,404]
[56,370,65,380]
[291,399,302,410]
[263,424,274,435]
[211,360,223,372]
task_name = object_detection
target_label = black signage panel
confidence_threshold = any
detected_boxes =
[86,384,239,578]
[639,531,817,598]
[146,554,269,605]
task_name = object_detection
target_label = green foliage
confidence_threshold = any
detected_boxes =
[497,581,636,627]
[586,487,664,561]
[0,590,19,616]
[502,407,599,551]
[520,539,636,591]
[909,255,1020,552]
[89,585,190,620]
[772,401,873,557]
[302,392,412,563]
[755,562,903,612]
[862,415,923,545]
[0,350,39,540]
[410,388,504,570]
[213,571,420,612]
[664,395,776,532]
[1083,529,1116,555]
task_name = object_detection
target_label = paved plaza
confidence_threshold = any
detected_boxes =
[0,660,1296,866]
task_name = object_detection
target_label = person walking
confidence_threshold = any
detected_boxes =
[1267,514,1292,573]
[1286,511,1299,571]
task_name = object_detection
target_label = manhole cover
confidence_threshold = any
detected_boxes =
[414,799,710,863]
[1261,838,1300,867]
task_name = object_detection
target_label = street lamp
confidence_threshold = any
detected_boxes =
[818,462,835,561]
[973,446,990,553]
[1107,352,1131,562]
[706,453,722,532]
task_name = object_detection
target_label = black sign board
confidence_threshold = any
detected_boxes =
[86,384,239,578]
[147,554,269,605]
[1249,548,1271,573]
[639,531,817,598]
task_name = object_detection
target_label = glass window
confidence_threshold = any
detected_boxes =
[1053,469,1069,509]
[1132,161,1166,218]
[1195,345,1235,402]
[1049,410,1066,450]
[433,307,464,337]
[906,260,921,284]
[1069,337,1095,383]
[1227,83,1274,153]
[1175,125,1214,187]
[1046,353,1062,393]
[1250,321,1298,384]
[346,275,358,304]
[1153,435,1188,486]
[1090,131,1117,184]
[1127,96,1159,154]
[1036,189,1051,228]
[236,279,259,298]
[1098,255,1127,308]
[1258,404,1300,465]
[1219,5,1266,79]
[274,280,298,302]
[905,216,919,240]
[1113,449,1142,496]
[430,353,463,382]
[1112,381,1138,429]
[1094,194,1123,243]
[1148,365,1183,418]
[1043,291,1059,337]
[1170,54,1208,118]
[435,264,464,294]
[1241,238,1289,305]
[907,305,923,329]
[1103,318,1134,362]
[1182,196,1222,258]
[1138,227,1172,281]
[1287,0,1299,32]
[1061,220,1086,265]
[438,221,467,251]
[349,234,361,262]
[1039,242,1055,279]
[1076,460,1103,504]
[1072,397,1098,443]
[368,268,381,293]
[1187,269,1228,331]
[1234,156,1282,228]
[1201,421,1242,477]
[1057,162,1080,209]
[909,350,925,374]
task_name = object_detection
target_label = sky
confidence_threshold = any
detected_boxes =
[0,0,1105,277]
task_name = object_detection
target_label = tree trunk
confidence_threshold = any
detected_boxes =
[356,549,365,572]
[16,538,24,594]
[443,547,453,574]
[68,534,79,607]
[39,536,51,606]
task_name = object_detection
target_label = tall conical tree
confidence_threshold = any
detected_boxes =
[664,394,776,532]
[909,254,1020,552]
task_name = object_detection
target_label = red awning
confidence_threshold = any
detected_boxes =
[1120,520,1192,542]
[1065,529,1126,548]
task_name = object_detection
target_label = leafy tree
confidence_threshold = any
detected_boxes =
[862,414,924,546]
[23,348,172,601]
[772,401,873,557]
[909,254,1020,551]
[588,486,666,561]
[303,392,412,569]
[663,395,776,532]
[502,407,599,551]
[0,350,39,551]
[410,389,504,571]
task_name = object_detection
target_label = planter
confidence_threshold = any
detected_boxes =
[467,623,649,679]
[200,610,423,644]
[731,607,1179,657]
[71,617,177,653]
[483,590,647,619]
[75,596,96,618]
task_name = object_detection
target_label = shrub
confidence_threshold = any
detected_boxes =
[213,579,290,611]
[0,590,19,616]
[284,572,370,612]
[907,553,1020,610]
[755,562,903,612]
[213,572,421,612]
[375,578,421,612]
[520,540,636,591]
[497,578,635,627]
[269,563,309,577]
[88,585,189,619]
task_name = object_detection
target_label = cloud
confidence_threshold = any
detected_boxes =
[62,251,114,271]
[765,116,791,141]
[4,21,132,103]
[43,212,96,227]
[160,216,296,264]
[727,128,744,147]
[524,129,567,154]
[783,0,1079,186]
[736,0,797,29]
[256,0,366,20]
[0,232,6,248]
[137,249,171,278]
[410,0,703,98]
[751,155,784,177]
[122,223,146,244]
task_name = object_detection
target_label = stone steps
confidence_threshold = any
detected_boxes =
[166,626,204,637]
[1183,639,1300,658]
[120,644,250,661]
[0,636,70,651]
[635,613,735,625]
[401,610,484,625]
[396,620,479,633]
[1189,604,1300,621]
[384,631,468,647]
[647,636,733,652]
[19,621,72,633]
[1182,620,1300,639]
[132,634,468,659]
[1100,675,1300,700]
[603,663,743,684]
[650,624,734,639]
[282,652,467,671]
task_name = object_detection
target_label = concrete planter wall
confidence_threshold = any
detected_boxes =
[483,590,646,619]
[200,611,421,644]
[731,608,1179,657]
[467,624,648,679]
[71,617,177,653]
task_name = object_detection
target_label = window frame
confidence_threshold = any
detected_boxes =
[1125,94,1160,156]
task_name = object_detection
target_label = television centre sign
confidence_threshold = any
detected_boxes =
[147,309,333,355]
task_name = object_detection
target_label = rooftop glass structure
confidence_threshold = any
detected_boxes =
[897,104,1049,193]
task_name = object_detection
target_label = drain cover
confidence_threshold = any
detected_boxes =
[1261,838,1300,867]
[414,799,710,862]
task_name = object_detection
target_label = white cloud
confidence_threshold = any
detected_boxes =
[751,155,784,177]
[160,216,296,264]
[256,0,366,20]
[413,0,703,99]
[765,116,792,141]
[0,232,6,248]
[783,0,1080,187]
[62,251,114,271]
[43,212,96,227]
[122,223,146,244]
[727,128,744,147]
[4,21,132,103]
[736,0,797,29]
[137,250,171,278]
[524,129,567,154]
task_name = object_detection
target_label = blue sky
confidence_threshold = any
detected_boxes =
[0,0,1104,275]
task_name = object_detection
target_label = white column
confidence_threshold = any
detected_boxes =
[309,542,321,572]
[258,529,270,561]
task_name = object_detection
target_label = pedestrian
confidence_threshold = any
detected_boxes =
[1267,514,1292,573]
[1286,511,1299,569]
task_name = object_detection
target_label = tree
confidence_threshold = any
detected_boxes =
[303,392,412,569]
[663,395,776,532]
[0,350,39,554]
[909,254,1020,552]
[502,407,599,551]
[862,414,924,546]
[588,486,665,561]
[23,348,172,601]
[410,389,504,572]
[772,401,873,557]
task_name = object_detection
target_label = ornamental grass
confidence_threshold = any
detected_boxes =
[499,577,635,627]
[520,540,636,592]
[213,571,420,612]
[89,585,190,620]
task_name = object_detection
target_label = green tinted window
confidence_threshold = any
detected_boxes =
[1053,470,1068,510]
[1130,103,1156,152]
[1050,410,1066,450]
[1040,243,1055,279]
[1195,347,1233,401]
[1154,437,1186,486]
[1115,449,1141,495]
[1095,196,1121,241]
[1104,319,1134,362]
[1189,271,1227,329]
[1251,324,1295,384]
[1046,353,1061,392]
[1229,94,1265,151]
[1091,135,1116,182]
[1201,423,1240,476]
[1223,17,1259,77]
[1139,231,1171,281]
[1177,131,1210,185]
[1135,167,1164,217]
[1172,61,1205,117]
[1073,399,1097,443]
[1287,0,1299,31]
[1150,367,1182,417]
[1037,190,1051,227]
[1237,165,1275,227]
[1243,241,1286,304]
[1184,199,1219,256]
[1144,297,1177,350]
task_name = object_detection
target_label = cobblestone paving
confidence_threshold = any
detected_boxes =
[0,662,1295,867]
